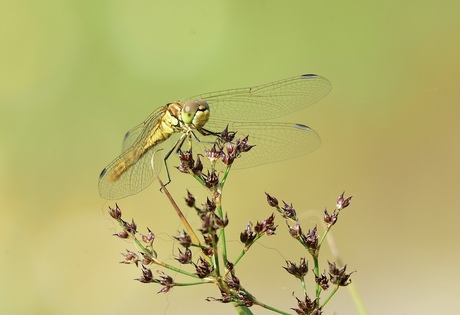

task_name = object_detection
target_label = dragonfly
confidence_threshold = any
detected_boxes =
[99,73,331,200]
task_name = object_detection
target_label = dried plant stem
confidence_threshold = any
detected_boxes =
[151,150,201,246]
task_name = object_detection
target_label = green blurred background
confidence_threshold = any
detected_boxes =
[2,1,459,314]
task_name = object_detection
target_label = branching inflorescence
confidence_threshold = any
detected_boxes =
[108,128,354,315]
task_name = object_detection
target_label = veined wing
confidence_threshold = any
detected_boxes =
[99,73,330,199]
[99,106,170,199]
[187,74,331,122]
[193,120,320,170]
[121,106,166,152]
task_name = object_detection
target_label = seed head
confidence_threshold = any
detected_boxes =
[282,201,298,220]
[265,192,279,207]
[328,261,354,286]
[175,247,192,264]
[240,222,257,245]
[283,258,309,279]
[136,265,153,283]
[174,230,192,248]
[108,204,122,219]
[336,191,353,210]
[120,249,139,266]
[184,190,196,207]
[193,257,214,278]
[141,227,155,245]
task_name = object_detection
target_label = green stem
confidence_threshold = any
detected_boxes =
[132,236,202,279]
[234,305,254,315]
[211,229,221,277]
[215,192,228,266]
[252,299,292,315]
[193,174,205,186]
[220,164,232,189]
[321,284,339,309]
[300,278,307,295]
[318,226,331,249]
[174,280,213,287]
[313,256,320,298]
[233,234,263,266]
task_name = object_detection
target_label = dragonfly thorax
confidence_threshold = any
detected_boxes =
[181,99,210,129]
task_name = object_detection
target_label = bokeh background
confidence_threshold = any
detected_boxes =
[2,1,459,314]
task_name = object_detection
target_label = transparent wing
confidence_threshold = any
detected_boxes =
[193,120,320,170]
[99,74,330,199]
[121,106,166,152]
[99,107,170,199]
[187,74,331,122]
[98,144,164,200]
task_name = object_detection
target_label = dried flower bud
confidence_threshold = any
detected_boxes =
[203,171,219,188]
[204,198,216,212]
[157,270,174,286]
[140,251,154,265]
[193,257,214,278]
[221,150,235,166]
[174,230,192,248]
[236,292,254,307]
[226,261,234,273]
[235,135,254,153]
[292,294,319,315]
[120,249,139,266]
[176,150,194,173]
[202,233,214,246]
[204,144,222,164]
[328,261,354,286]
[254,213,277,236]
[192,155,203,175]
[200,212,218,235]
[141,228,155,245]
[282,201,298,220]
[304,226,319,253]
[336,191,353,210]
[136,265,153,283]
[265,192,279,207]
[225,141,235,155]
[175,248,192,264]
[185,190,196,207]
[123,219,137,234]
[108,204,122,219]
[220,125,236,142]
[283,258,309,279]
[287,221,303,239]
[155,271,174,294]
[323,208,338,227]
[315,271,329,290]
[113,231,129,239]
[201,246,214,256]
[215,213,229,228]
[240,222,257,245]
[225,273,240,290]
[157,286,172,294]
[206,289,233,303]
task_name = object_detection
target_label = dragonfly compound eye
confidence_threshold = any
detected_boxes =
[182,100,210,125]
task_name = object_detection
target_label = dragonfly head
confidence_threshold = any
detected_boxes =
[182,100,210,128]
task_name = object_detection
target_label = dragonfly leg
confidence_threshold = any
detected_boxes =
[161,132,189,186]
[199,127,220,137]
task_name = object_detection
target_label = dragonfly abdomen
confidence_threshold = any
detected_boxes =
[107,105,181,182]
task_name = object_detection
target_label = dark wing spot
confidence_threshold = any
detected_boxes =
[294,124,311,131]
[300,74,317,79]
[99,168,108,178]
